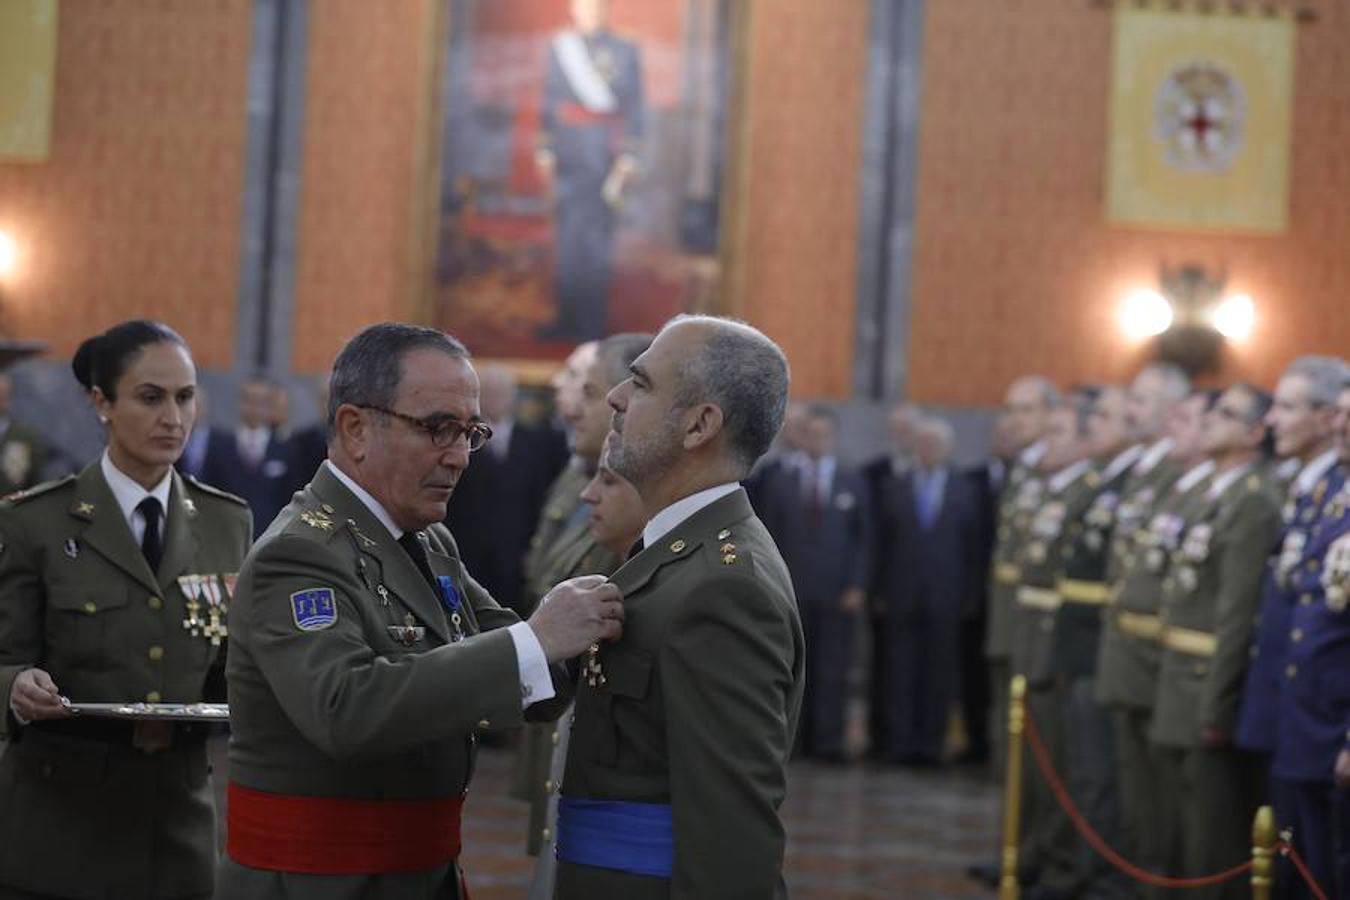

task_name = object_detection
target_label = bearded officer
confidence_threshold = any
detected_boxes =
[555,315,804,899]
[217,323,625,900]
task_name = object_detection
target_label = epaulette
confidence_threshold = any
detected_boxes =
[183,474,250,508]
[3,475,75,506]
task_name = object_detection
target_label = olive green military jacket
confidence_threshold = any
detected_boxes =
[516,522,620,855]
[220,462,568,900]
[0,462,251,900]
[523,461,593,613]
[556,488,805,900]
[1051,448,1154,681]
[1010,460,1097,688]
[985,463,1047,660]
[1149,465,1281,748]
[1095,461,1211,709]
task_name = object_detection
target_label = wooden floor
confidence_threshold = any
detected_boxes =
[461,746,1000,899]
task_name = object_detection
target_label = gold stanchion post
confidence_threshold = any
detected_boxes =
[999,675,1027,900]
[1250,805,1275,900]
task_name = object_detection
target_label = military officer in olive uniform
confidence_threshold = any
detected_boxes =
[1097,389,1216,892]
[1272,382,1350,896]
[1009,391,1099,897]
[1151,384,1281,898]
[1047,385,1142,899]
[556,316,804,899]
[967,377,1058,890]
[217,324,624,900]
[0,321,253,900]
[515,334,649,857]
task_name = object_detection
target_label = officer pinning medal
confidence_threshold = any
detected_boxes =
[217,323,623,900]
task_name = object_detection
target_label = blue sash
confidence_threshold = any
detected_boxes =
[556,797,674,878]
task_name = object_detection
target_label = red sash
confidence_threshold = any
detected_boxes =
[558,102,621,126]
[227,782,463,874]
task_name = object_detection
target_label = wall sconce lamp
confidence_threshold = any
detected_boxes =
[1119,263,1254,374]
[0,228,49,364]
[0,230,17,279]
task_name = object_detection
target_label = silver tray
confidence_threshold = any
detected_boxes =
[64,702,229,722]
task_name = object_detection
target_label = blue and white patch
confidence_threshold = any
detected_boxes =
[290,587,337,632]
[436,575,462,613]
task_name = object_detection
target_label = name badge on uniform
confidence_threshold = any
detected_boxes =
[291,587,338,632]
[437,575,465,641]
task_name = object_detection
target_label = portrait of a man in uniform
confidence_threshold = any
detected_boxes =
[432,0,732,360]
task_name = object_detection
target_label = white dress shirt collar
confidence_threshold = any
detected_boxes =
[325,460,405,540]
[1207,461,1255,500]
[1136,438,1174,477]
[100,450,173,532]
[1174,460,1216,494]
[1294,448,1339,497]
[643,483,740,549]
[1102,444,1145,484]
[1047,458,1092,494]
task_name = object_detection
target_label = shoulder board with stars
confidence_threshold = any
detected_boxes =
[183,475,250,508]
[2,475,75,507]
[715,527,739,566]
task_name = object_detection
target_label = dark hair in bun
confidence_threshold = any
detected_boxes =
[71,320,189,401]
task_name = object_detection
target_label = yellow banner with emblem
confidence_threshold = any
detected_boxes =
[0,0,59,161]
[1105,4,1295,233]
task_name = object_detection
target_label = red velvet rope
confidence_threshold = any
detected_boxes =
[1019,708,1328,897]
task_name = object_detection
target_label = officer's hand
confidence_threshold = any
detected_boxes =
[528,575,624,663]
[10,667,71,723]
[1335,749,1350,788]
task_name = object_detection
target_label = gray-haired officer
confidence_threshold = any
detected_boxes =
[1150,383,1281,898]
[217,323,624,900]
[0,320,253,900]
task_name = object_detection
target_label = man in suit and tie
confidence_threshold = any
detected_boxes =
[201,375,295,537]
[556,314,803,898]
[760,404,870,762]
[872,417,976,764]
[444,364,568,616]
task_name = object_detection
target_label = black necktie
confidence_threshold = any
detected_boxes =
[138,496,163,573]
[628,537,645,560]
[398,532,437,590]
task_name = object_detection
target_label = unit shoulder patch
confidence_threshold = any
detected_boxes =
[290,587,338,631]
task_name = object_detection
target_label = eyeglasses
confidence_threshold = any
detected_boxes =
[1213,405,1248,423]
[356,405,493,452]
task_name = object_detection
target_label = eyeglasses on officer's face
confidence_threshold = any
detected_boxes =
[356,404,493,452]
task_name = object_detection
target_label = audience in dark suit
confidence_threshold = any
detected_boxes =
[862,402,922,755]
[871,417,978,765]
[444,364,568,616]
[760,405,872,762]
[957,417,1017,765]
[200,375,296,537]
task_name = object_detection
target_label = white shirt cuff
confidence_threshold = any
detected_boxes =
[507,621,556,709]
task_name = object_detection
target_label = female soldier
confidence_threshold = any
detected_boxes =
[527,444,646,900]
[0,320,252,900]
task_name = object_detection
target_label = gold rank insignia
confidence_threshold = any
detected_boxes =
[1247,474,1262,491]
[721,539,738,565]
[76,501,95,516]
[670,539,686,553]
[300,509,334,532]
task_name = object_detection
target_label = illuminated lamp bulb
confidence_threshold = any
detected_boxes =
[1212,294,1254,342]
[0,230,16,278]
[1120,289,1173,339]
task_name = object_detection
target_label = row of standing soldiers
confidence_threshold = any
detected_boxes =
[982,357,1350,900]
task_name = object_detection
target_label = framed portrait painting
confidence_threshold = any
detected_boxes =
[428,0,737,363]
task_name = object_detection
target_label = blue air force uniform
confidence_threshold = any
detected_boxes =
[1272,469,1350,896]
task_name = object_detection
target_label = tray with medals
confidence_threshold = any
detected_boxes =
[62,701,230,722]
